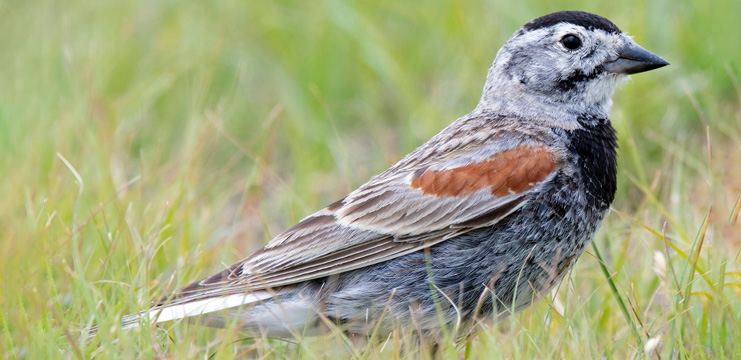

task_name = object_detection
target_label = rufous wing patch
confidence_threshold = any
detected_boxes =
[409,145,557,197]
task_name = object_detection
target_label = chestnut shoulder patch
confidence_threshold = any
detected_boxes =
[409,145,557,197]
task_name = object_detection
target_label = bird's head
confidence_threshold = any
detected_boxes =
[479,11,668,125]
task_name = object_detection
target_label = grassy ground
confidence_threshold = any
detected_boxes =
[1,0,740,358]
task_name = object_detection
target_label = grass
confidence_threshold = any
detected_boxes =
[1,0,740,358]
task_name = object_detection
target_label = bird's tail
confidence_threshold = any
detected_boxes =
[85,292,272,339]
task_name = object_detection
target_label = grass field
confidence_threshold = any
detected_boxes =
[1,0,740,358]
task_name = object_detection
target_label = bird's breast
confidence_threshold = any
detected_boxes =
[564,118,618,211]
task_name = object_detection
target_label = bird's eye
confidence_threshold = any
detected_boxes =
[561,35,582,50]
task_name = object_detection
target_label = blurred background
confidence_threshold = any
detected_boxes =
[1,0,739,358]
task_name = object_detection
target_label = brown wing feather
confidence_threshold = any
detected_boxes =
[409,145,556,197]
[165,136,560,304]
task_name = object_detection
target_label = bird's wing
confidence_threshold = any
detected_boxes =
[163,121,562,305]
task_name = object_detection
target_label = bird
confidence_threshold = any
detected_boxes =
[91,11,668,341]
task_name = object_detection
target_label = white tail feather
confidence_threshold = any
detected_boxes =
[84,292,274,338]
[145,293,272,324]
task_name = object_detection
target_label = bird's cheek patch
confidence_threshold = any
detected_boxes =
[409,145,556,197]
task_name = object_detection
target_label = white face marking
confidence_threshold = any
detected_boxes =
[477,22,634,127]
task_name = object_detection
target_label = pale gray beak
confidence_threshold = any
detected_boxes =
[603,42,669,74]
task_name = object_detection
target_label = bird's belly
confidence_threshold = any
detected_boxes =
[214,189,607,338]
[325,184,607,335]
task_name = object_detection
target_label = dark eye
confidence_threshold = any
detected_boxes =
[561,35,582,50]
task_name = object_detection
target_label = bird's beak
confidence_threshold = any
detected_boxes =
[603,41,669,75]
